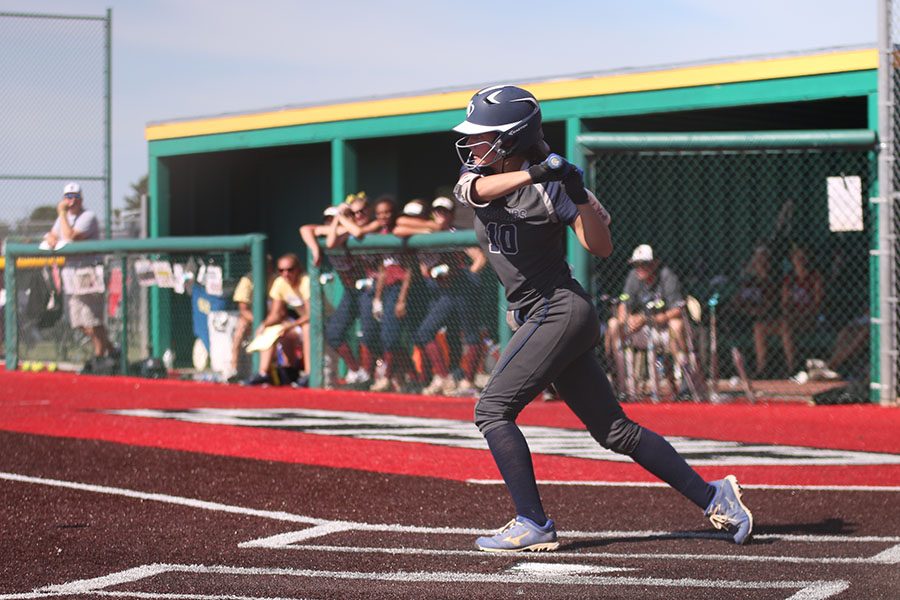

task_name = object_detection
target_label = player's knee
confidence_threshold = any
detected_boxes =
[474,397,510,435]
[598,417,642,455]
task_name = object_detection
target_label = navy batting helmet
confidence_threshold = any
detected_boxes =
[453,85,542,170]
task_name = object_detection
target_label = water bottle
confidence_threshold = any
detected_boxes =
[162,349,175,371]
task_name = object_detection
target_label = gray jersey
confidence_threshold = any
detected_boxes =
[622,266,684,314]
[454,167,579,310]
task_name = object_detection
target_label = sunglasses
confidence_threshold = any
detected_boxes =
[64,193,81,199]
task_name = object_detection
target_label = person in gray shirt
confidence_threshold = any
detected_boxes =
[606,243,688,371]
[452,85,752,552]
[44,182,113,360]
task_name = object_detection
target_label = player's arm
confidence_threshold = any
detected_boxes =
[299,224,325,266]
[261,298,287,329]
[456,154,574,207]
[571,191,613,258]
[395,266,412,319]
[465,246,487,273]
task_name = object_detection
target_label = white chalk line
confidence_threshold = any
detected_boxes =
[467,479,900,492]
[260,542,899,565]
[0,471,327,526]
[3,563,849,600]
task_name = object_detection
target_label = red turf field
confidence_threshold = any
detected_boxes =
[1,368,898,599]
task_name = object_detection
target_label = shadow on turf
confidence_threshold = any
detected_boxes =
[562,518,856,550]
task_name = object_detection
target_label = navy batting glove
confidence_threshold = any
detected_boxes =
[563,165,589,204]
[528,153,572,184]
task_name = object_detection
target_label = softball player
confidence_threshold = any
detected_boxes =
[452,85,752,551]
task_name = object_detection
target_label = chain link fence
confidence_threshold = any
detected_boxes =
[881,0,900,404]
[308,235,502,396]
[587,135,874,402]
[4,236,266,381]
[0,10,111,246]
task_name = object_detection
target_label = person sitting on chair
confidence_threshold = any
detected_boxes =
[606,244,689,372]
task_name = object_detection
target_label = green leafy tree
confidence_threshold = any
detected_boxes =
[124,174,148,210]
[29,205,58,222]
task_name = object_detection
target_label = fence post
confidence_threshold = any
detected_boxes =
[4,257,17,370]
[250,234,266,375]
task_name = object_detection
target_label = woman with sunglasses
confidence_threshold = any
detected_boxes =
[452,85,753,552]
[245,253,308,386]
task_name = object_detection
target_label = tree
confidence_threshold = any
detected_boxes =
[29,205,58,222]
[124,174,148,210]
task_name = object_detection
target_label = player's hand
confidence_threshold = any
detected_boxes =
[57,200,68,214]
[372,298,384,321]
[395,300,407,319]
[563,165,589,204]
[528,153,573,184]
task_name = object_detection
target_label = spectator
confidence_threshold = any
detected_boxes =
[244,253,309,386]
[605,244,688,371]
[299,206,340,267]
[774,244,824,377]
[727,244,779,378]
[43,182,114,361]
[324,193,376,385]
[414,197,487,395]
[395,198,442,236]
[229,254,274,382]
[364,197,414,392]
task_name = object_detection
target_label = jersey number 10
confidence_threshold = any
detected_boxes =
[485,222,519,255]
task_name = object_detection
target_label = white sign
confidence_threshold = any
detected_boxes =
[152,261,176,289]
[61,265,105,295]
[204,265,223,296]
[826,175,863,232]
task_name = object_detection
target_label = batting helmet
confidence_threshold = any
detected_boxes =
[453,85,542,170]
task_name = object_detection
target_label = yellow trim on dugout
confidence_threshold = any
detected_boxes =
[146,48,877,142]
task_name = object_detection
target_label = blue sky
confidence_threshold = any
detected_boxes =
[0,0,878,222]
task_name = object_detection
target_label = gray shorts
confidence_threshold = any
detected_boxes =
[67,293,104,329]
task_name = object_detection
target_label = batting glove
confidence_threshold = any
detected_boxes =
[563,165,589,205]
[528,153,573,184]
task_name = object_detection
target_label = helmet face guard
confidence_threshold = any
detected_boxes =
[452,85,542,170]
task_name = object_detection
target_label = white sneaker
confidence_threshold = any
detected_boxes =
[355,368,371,384]
[790,370,809,385]
[441,377,458,396]
[456,378,477,396]
[370,377,391,392]
[422,375,446,395]
[345,369,361,385]
[806,358,828,371]
[809,367,841,381]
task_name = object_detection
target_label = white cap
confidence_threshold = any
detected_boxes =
[323,206,339,217]
[63,182,81,195]
[403,201,425,217]
[432,196,454,211]
[629,244,655,263]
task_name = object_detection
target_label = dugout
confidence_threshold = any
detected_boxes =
[147,47,877,278]
[146,46,881,395]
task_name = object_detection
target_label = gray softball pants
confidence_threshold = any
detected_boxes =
[475,280,641,455]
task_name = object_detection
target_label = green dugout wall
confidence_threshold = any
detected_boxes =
[146,47,884,398]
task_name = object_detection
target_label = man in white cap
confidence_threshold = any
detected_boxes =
[606,244,688,384]
[43,182,114,360]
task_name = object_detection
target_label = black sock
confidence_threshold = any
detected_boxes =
[631,428,716,510]
[484,422,547,525]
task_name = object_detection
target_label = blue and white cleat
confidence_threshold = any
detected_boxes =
[476,516,560,552]
[705,475,754,544]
